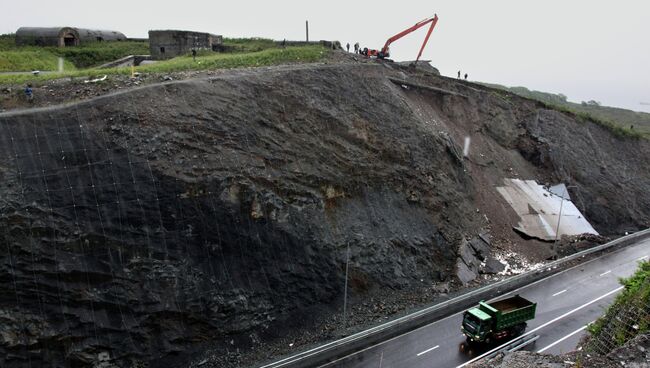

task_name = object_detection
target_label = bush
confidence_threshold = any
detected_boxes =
[586,261,650,349]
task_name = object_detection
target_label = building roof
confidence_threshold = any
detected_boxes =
[15,27,126,40]
[16,27,74,38]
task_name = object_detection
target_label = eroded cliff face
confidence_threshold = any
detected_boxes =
[0,63,648,367]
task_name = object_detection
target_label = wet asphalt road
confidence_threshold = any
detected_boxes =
[317,238,650,368]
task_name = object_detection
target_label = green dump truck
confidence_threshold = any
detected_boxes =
[461,294,537,344]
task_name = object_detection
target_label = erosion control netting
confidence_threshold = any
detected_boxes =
[0,69,463,367]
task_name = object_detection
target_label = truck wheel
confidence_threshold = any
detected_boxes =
[512,323,527,337]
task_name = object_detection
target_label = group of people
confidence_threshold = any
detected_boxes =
[345,42,362,54]
[458,70,468,80]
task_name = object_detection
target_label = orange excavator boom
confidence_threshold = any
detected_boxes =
[380,14,439,61]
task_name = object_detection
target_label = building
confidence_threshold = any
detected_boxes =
[15,27,127,47]
[148,30,223,60]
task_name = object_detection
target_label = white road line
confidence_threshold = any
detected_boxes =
[600,270,612,276]
[537,321,594,353]
[456,286,624,368]
[416,345,439,357]
[552,289,567,297]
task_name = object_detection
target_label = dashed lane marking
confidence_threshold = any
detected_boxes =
[552,289,567,297]
[416,345,439,357]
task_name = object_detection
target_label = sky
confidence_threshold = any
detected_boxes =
[2,0,649,113]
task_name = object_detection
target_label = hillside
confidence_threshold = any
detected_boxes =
[0,57,649,367]
[484,83,650,136]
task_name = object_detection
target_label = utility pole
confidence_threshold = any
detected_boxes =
[553,185,577,259]
[306,20,309,42]
[342,241,350,328]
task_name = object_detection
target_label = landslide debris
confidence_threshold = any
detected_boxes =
[0,56,648,368]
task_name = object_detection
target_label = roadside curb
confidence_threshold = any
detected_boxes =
[259,229,650,368]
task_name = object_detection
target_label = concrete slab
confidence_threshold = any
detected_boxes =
[497,179,598,241]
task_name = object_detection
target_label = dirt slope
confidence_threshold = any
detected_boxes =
[0,60,648,367]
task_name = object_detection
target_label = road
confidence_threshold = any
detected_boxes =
[317,238,650,368]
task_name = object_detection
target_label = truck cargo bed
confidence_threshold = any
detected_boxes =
[490,295,533,313]
[479,295,536,330]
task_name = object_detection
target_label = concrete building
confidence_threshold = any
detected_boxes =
[149,30,223,60]
[15,27,127,47]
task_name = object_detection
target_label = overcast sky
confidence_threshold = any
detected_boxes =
[3,0,649,113]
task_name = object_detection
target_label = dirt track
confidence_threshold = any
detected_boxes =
[0,55,648,367]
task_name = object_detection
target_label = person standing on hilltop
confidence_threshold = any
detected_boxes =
[464,73,468,80]
[457,70,461,79]
[346,43,350,52]
[354,42,359,54]
[24,84,33,103]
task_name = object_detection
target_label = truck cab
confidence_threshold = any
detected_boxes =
[462,307,492,342]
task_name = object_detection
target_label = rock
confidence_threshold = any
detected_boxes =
[456,258,478,285]
[459,238,481,270]
[481,257,506,274]
[433,282,450,294]
[469,237,490,261]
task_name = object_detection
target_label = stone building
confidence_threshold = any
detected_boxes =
[15,27,127,47]
[148,30,223,60]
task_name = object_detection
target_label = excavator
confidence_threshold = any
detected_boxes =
[361,14,439,62]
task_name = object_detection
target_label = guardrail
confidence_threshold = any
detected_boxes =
[259,229,650,368]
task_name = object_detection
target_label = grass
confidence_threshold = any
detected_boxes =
[222,37,278,53]
[142,45,325,73]
[586,261,650,347]
[0,45,329,85]
[50,41,149,68]
[0,50,77,72]
[0,34,149,70]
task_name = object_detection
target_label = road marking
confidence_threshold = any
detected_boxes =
[552,289,567,297]
[638,256,648,261]
[600,270,612,276]
[456,286,624,368]
[537,321,594,353]
[416,345,439,357]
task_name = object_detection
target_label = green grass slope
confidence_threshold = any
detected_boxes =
[0,45,328,84]
[0,34,149,70]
